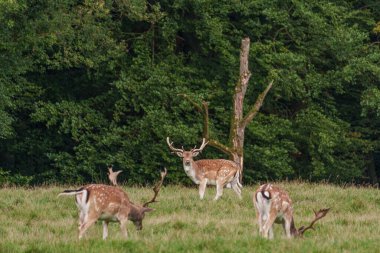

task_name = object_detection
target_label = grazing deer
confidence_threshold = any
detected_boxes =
[167,137,242,200]
[58,168,167,240]
[107,165,122,186]
[254,183,330,239]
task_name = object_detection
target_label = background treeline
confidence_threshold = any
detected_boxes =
[0,0,379,186]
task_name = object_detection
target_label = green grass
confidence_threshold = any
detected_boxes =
[0,182,379,253]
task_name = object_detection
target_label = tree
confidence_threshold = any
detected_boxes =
[181,38,273,180]
[0,83,13,139]
[0,0,379,185]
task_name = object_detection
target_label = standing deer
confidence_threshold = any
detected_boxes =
[167,137,242,200]
[254,183,330,239]
[58,168,167,240]
[107,165,122,186]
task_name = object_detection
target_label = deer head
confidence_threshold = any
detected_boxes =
[166,137,208,166]
[130,167,168,230]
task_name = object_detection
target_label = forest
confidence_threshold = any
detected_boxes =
[0,0,379,186]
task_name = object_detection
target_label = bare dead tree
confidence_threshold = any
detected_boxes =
[180,37,273,181]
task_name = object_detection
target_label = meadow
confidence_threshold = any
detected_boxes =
[0,182,379,253]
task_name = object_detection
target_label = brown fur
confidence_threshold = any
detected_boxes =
[253,184,329,239]
[167,137,242,200]
[254,184,297,239]
[59,184,153,239]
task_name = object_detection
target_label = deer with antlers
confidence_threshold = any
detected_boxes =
[167,137,242,200]
[254,183,329,239]
[58,168,167,240]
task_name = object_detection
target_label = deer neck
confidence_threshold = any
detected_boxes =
[183,159,200,184]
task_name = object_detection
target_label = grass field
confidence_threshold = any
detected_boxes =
[0,182,379,253]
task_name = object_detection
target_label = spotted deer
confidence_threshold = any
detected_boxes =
[254,183,330,239]
[58,168,167,239]
[107,165,122,186]
[167,137,242,200]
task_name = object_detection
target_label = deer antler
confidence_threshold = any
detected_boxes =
[107,165,123,186]
[191,138,208,153]
[298,208,330,236]
[166,137,184,154]
[143,168,168,207]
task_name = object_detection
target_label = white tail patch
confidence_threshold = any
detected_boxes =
[75,190,89,213]
[263,191,270,199]
[255,192,271,218]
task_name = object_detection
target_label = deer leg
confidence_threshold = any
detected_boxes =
[255,208,264,235]
[78,217,98,239]
[262,211,277,239]
[75,193,85,227]
[78,210,84,228]
[285,222,292,238]
[102,221,109,240]
[76,191,90,230]
[199,179,208,199]
[254,197,266,235]
[232,183,242,199]
[214,181,224,201]
[283,215,294,238]
[120,220,128,239]
[220,169,240,199]
[268,226,274,239]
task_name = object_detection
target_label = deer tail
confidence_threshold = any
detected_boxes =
[232,170,243,189]
[58,187,85,197]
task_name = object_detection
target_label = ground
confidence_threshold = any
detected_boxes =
[0,182,379,252]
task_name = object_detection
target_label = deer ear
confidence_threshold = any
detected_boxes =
[142,207,154,213]
[176,152,183,157]
[192,151,200,157]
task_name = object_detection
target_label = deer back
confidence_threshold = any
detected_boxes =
[82,184,131,219]
[195,159,239,178]
[254,184,294,218]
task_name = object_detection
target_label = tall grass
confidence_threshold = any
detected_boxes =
[0,182,379,253]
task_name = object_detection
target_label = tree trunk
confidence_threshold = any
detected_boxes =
[367,152,378,185]
[229,37,251,178]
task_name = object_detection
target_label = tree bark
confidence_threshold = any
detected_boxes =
[228,37,252,179]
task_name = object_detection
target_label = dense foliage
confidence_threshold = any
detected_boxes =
[0,0,379,185]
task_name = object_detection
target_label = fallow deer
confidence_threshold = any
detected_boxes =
[58,168,167,240]
[107,165,122,186]
[167,137,242,200]
[254,183,330,239]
